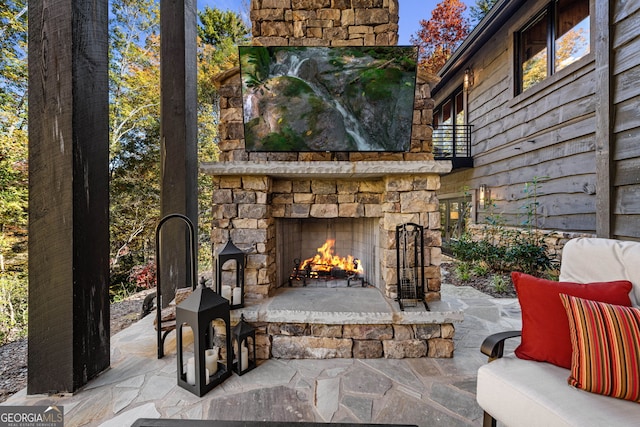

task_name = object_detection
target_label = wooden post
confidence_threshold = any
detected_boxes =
[27,0,110,393]
[159,0,199,303]
[594,0,613,238]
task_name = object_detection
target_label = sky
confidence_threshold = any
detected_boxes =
[199,0,441,45]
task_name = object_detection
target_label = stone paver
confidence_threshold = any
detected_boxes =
[2,286,522,427]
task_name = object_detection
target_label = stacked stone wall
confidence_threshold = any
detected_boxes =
[251,0,399,47]
[251,321,455,359]
[212,173,443,300]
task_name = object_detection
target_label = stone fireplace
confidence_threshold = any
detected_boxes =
[203,162,450,301]
[200,0,460,359]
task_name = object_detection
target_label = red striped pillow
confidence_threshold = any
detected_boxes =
[560,294,640,403]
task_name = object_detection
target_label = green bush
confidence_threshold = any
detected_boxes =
[471,261,490,277]
[490,275,510,294]
[454,261,472,281]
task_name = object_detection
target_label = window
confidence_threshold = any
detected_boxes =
[516,0,590,94]
[440,197,470,251]
[434,89,463,128]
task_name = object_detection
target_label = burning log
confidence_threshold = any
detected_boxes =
[288,239,365,287]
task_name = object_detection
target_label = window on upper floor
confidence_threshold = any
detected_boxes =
[515,0,590,94]
[433,86,473,167]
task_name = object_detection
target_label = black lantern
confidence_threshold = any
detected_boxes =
[231,314,257,375]
[216,238,246,309]
[176,278,232,396]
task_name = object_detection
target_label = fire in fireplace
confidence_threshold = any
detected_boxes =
[289,239,365,287]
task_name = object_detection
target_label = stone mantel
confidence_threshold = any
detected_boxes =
[201,160,453,178]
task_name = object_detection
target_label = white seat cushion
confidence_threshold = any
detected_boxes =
[560,237,640,307]
[477,354,640,427]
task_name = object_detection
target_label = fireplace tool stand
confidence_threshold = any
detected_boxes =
[396,223,429,311]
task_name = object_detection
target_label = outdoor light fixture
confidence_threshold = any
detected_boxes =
[176,278,232,396]
[479,184,488,209]
[231,314,257,376]
[464,67,474,90]
[216,238,246,309]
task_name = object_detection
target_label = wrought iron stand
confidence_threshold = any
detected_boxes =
[396,223,429,311]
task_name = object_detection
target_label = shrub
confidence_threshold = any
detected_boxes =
[471,261,490,277]
[490,275,510,294]
[454,261,472,281]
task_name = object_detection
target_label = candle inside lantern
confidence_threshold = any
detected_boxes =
[205,348,218,375]
[221,285,232,302]
[240,343,248,371]
[186,357,195,385]
[232,287,242,305]
[186,357,210,385]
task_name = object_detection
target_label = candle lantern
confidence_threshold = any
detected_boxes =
[231,314,257,376]
[215,238,246,309]
[176,278,232,396]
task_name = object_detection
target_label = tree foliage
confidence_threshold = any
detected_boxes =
[108,0,162,283]
[198,7,250,47]
[0,0,28,253]
[0,0,28,232]
[0,0,249,336]
[0,0,28,345]
[469,0,499,26]
[108,2,248,292]
[410,0,470,75]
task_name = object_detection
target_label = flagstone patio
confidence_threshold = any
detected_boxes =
[2,284,521,427]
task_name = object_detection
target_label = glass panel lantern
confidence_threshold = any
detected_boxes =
[216,238,246,309]
[176,280,232,396]
[231,314,256,376]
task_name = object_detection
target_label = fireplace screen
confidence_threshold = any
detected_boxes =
[276,218,378,289]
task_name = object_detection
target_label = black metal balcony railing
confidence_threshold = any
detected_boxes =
[432,124,473,169]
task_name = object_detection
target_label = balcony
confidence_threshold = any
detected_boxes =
[432,124,473,169]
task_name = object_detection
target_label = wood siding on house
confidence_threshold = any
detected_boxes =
[437,0,599,233]
[612,1,640,240]
[438,0,640,240]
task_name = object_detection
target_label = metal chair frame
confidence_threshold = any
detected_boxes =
[154,213,197,358]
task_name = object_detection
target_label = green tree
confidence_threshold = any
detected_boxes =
[108,2,248,289]
[0,0,28,345]
[108,0,162,287]
[0,0,28,233]
[198,7,250,47]
[469,0,499,26]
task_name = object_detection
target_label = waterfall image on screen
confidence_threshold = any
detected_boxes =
[239,46,418,152]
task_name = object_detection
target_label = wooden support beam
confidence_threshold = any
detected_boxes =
[159,0,199,302]
[27,0,110,393]
[594,0,613,238]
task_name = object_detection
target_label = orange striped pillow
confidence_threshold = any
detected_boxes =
[560,294,640,403]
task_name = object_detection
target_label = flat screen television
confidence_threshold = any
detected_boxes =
[238,46,418,152]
